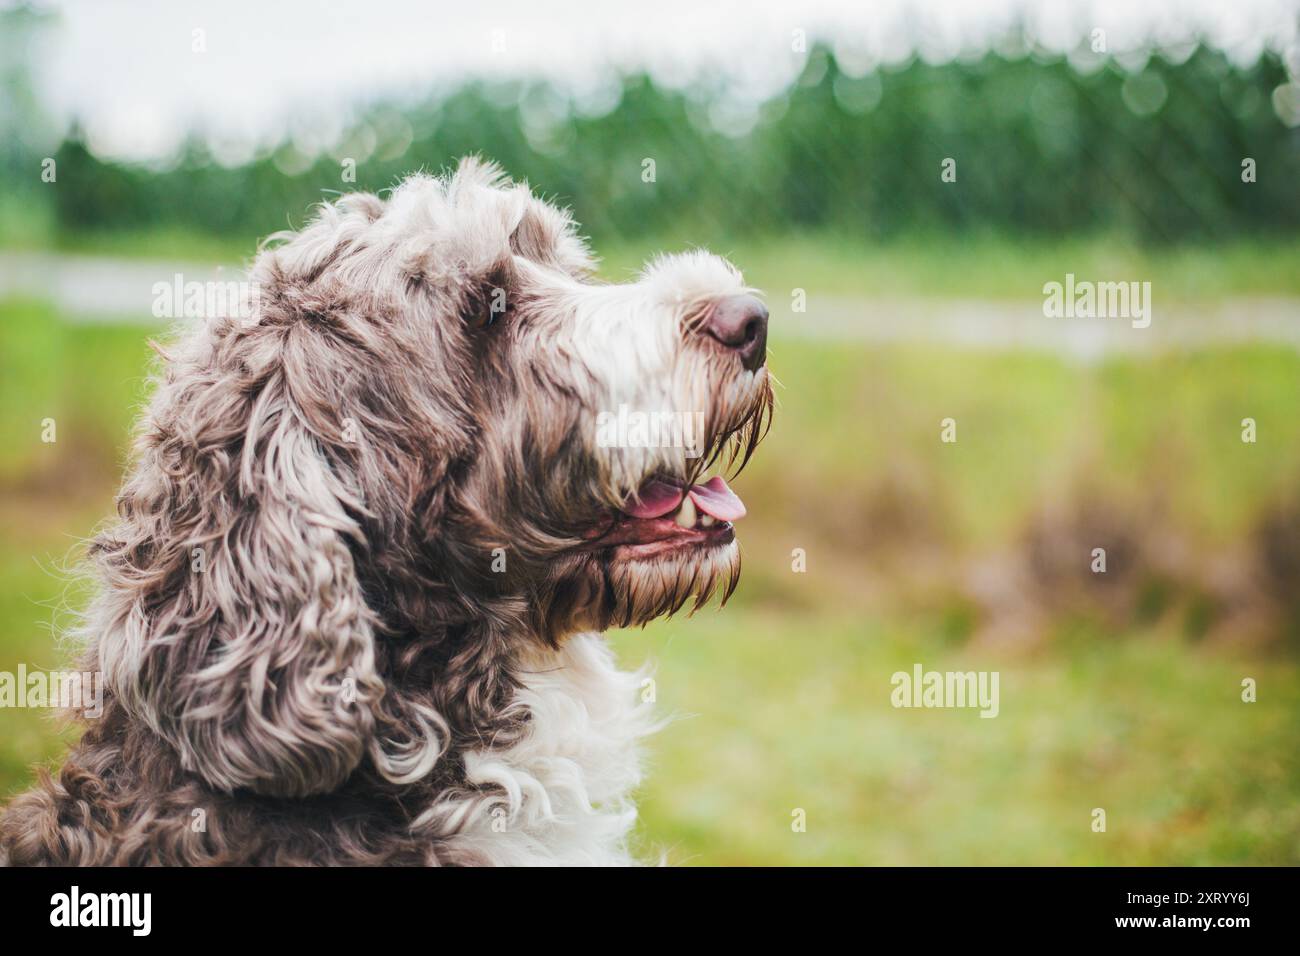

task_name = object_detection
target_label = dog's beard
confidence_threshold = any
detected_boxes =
[604,538,742,627]
[535,537,742,636]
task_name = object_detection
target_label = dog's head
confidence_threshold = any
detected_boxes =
[92,158,770,798]
[442,170,772,636]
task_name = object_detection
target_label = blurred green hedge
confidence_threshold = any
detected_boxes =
[7,44,1299,249]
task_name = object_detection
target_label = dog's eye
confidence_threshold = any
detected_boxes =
[465,270,511,330]
[466,292,508,330]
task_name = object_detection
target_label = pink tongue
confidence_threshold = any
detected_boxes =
[620,478,685,518]
[688,476,747,521]
[620,476,747,522]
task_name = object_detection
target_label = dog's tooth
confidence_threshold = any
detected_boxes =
[699,514,716,528]
[674,497,697,528]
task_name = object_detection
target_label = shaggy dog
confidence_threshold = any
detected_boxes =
[0,158,771,865]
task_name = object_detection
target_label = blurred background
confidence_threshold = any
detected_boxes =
[2,0,1299,864]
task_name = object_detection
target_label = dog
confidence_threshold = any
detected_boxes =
[0,158,771,865]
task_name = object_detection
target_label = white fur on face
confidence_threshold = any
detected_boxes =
[510,251,769,508]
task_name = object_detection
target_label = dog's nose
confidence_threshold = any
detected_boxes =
[704,294,768,371]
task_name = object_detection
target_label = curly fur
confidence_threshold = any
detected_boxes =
[0,158,770,865]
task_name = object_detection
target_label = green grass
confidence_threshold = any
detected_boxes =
[0,540,90,788]
[745,332,1300,554]
[2,296,1299,863]
[611,612,1300,865]
[24,228,264,265]
[0,299,157,483]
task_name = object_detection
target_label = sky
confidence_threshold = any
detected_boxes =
[14,0,1300,161]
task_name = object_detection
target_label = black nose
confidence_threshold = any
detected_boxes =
[704,294,768,371]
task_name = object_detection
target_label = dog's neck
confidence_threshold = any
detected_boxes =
[420,632,659,865]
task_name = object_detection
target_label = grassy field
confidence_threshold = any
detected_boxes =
[615,614,1300,865]
[1,290,1298,864]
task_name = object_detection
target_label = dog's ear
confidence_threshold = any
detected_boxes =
[94,348,408,798]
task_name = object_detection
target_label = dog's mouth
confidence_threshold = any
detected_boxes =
[585,475,746,553]
[583,365,772,558]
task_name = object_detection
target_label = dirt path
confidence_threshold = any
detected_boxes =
[769,295,1300,357]
[3,252,1298,356]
